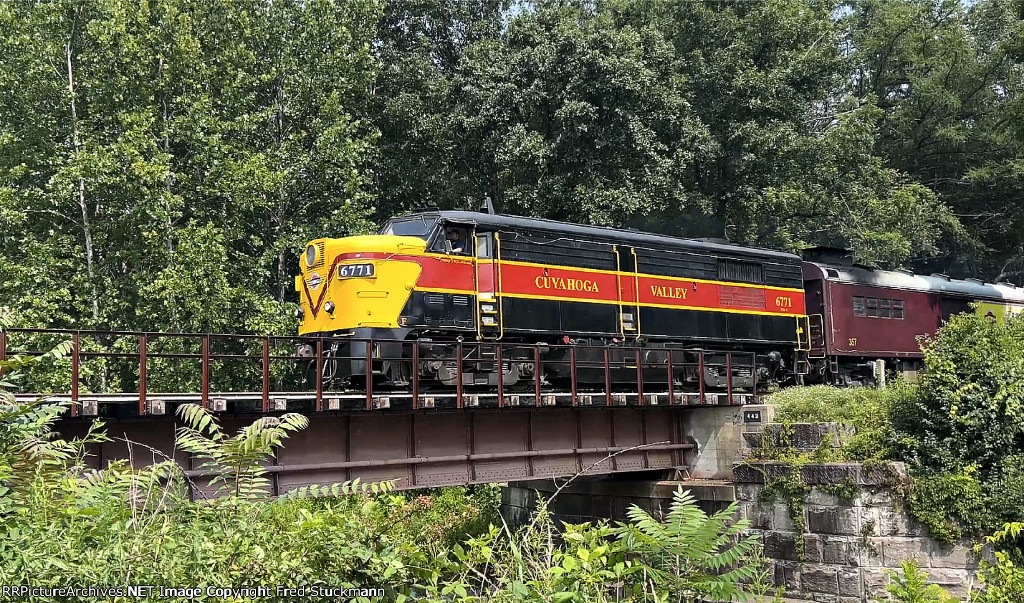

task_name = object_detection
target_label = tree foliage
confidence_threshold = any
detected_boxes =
[0,0,379,334]
[3,0,1024,338]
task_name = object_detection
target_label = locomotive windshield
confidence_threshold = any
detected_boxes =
[380,216,438,239]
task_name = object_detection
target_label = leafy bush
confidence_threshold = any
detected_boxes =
[890,312,1024,479]
[615,489,762,600]
[367,485,501,548]
[987,456,1024,525]
[974,552,1024,603]
[876,560,956,603]
[904,468,992,545]
[973,524,1024,603]
[176,403,311,499]
[432,489,768,603]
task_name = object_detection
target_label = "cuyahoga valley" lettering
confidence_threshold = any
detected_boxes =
[535,275,600,293]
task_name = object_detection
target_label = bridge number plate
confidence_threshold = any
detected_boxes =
[743,410,762,423]
[337,263,375,279]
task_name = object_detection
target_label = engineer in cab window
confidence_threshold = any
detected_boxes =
[445,227,468,254]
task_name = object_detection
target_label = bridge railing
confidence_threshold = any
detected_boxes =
[0,328,764,416]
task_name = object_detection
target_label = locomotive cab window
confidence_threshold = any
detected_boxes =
[430,222,474,255]
[381,216,438,240]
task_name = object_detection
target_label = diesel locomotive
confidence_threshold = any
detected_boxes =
[295,209,808,392]
[295,210,1024,391]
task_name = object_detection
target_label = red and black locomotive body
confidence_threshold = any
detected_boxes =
[297,210,809,392]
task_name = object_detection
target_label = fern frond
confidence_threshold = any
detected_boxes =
[279,478,398,501]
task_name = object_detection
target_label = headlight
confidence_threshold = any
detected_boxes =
[305,244,317,267]
[325,301,336,314]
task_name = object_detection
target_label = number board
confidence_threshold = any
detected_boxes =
[337,263,375,279]
[742,410,762,423]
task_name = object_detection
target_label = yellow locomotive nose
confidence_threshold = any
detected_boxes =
[295,235,424,336]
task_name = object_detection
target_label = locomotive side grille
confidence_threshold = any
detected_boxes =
[452,295,469,306]
[764,264,803,288]
[500,230,617,271]
[636,248,717,280]
[717,259,763,285]
[426,294,445,305]
[718,286,766,308]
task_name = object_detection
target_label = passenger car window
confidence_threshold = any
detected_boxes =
[866,297,878,317]
[893,299,904,319]
[853,296,865,316]
[879,298,891,318]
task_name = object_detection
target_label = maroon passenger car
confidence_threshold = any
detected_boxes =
[801,250,1024,385]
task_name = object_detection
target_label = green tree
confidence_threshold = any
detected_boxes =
[0,0,380,337]
[891,312,1024,479]
[369,0,508,220]
[457,1,713,227]
[845,0,1024,276]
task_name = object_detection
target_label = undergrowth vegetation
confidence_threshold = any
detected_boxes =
[0,403,774,602]
[769,384,900,462]
[762,314,1024,539]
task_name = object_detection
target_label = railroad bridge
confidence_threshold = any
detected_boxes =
[2,328,760,494]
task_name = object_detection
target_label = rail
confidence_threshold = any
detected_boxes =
[0,328,764,417]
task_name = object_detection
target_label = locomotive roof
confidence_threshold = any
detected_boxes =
[806,262,1024,303]
[397,210,802,263]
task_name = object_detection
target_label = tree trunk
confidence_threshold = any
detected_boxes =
[275,78,289,303]
[160,56,175,256]
[276,248,289,302]
[67,38,99,322]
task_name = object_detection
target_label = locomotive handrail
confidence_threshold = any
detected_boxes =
[630,247,642,337]
[495,231,505,340]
